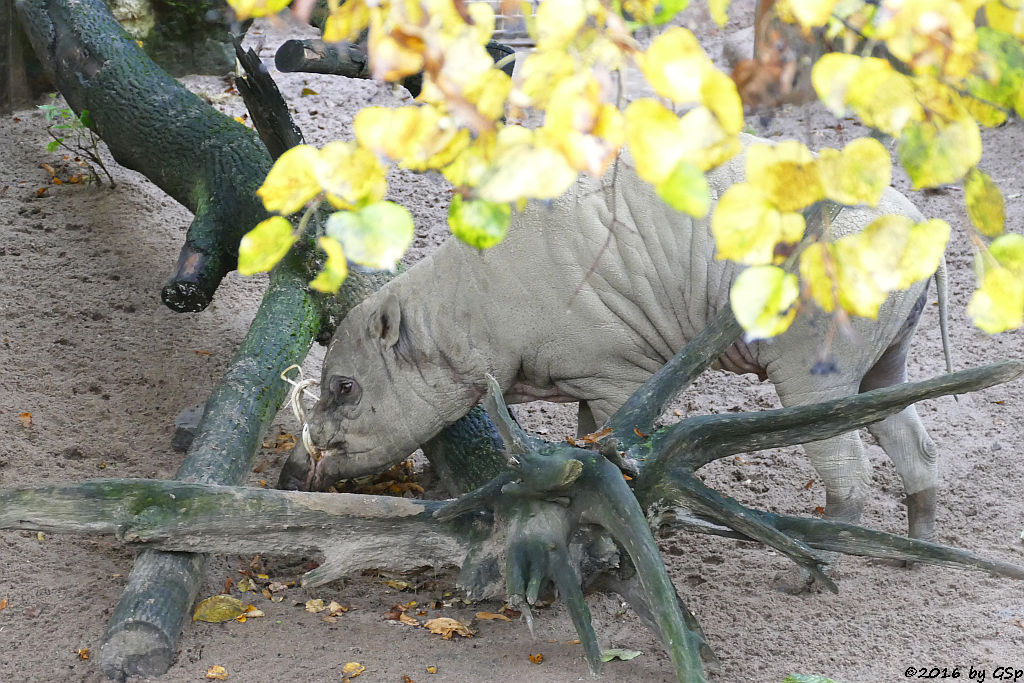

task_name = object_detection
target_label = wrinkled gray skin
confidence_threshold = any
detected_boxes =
[287,136,944,544]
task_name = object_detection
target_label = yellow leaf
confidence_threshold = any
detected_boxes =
[309,236,349,293]
[624,99,689,184]
[324,201,415,270]
[514,50,577,108]
[709,0,730,26]
[322,0,370,43]
[474,130,578,202]
[467,2,497,44]
[354,105,469,171]
[898,115,982,188]
[623,0,658,23]
[193,595,247,623]
[305,598,326,613]
[777,0,839,28]
[816,137,891,207]
[639,27,709,103]
[729,266,799,339]
[701,69,744,134]
[965,26,1023,124]
[711,183,805,265]
[423,617,474,639]
[448,195,511,248]
[813,55,923,136]
[237,217,297,276]
[871,216,952,289]
[463,69,513,123]
[342,662,366,680]
[985,0,1024,40]
[442,136,494,188]
[799,242,838,313]
[875,0,977,78]
[964,168,1005,237]
[205,664,229,680]
[542,76,622,176]
[256,145,321,215]
[826,215,950,318]
[316,142,387,211]
[968,266,1024,332]
[656,160,710,217]
[745,141,824,212]
[532,0,587,49]
[990,233,1024,276]
[225,0,290,20]
[624,100,740,185]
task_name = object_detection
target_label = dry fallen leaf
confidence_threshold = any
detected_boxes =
[262,432,298,453]
[36,187,48,197]
[193,595,247,623]
[236,577,256,593]
[476,612,511,622]
[384,579,412,591]
[0,597,8,610]
[40,163,56,176]
[399,612,420,626]
[235,605,264,622]
[402,676,414,683]
[426,666,437,674]
[423,617,474,639]
[341,661,365,680]
[305,599,326,613]
[301,87,319,96]
[205,665,229,680]
[76,648,89,660]
[327,601,348,616]
[528,653,544,664]
[18,412,32,428]
[580,427,613,444]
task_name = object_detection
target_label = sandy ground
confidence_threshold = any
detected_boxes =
[2,6,1024,683]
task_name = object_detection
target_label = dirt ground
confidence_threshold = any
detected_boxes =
[2,6,1023,683]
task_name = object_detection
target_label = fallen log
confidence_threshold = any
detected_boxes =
[16,0,270,312]
[274,38,516,98]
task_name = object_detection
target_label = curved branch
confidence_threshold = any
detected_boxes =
[16,0,271,312]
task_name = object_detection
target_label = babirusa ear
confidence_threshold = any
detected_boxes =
[371,292,402,350]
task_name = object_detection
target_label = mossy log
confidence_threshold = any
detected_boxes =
[16,0,269,312]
